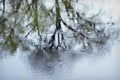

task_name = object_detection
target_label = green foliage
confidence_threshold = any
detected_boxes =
[3,29,18,52]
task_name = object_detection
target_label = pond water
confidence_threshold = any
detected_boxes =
[0,0,120,80]
[0,32,120,80]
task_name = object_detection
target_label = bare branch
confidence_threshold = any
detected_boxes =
[2,0,5,16]
[61,19,77,32]
[61,19,88,38]
[25,25,35,38]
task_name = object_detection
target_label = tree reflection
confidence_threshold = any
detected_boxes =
[0,0,115,53]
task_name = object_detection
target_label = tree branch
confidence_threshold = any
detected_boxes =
[2,0,5,16]
[61,19,77,32]
[61,19,87,38]
[25,25,35,38]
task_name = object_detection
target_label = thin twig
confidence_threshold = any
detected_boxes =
[25,26,35,38]
[2,0,5,16]
[61,19,88,38]
[61,19,77,32]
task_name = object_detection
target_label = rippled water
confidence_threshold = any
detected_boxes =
[0,33,120,80]
[0,0,120,80]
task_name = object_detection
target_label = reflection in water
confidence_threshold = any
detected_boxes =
[27,49,60,72]
[0,0,120,80]
[0,25,120,80]
[0,41,120,80]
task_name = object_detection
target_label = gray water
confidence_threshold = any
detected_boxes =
[0,0,120,80]
[0,31,120,80]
